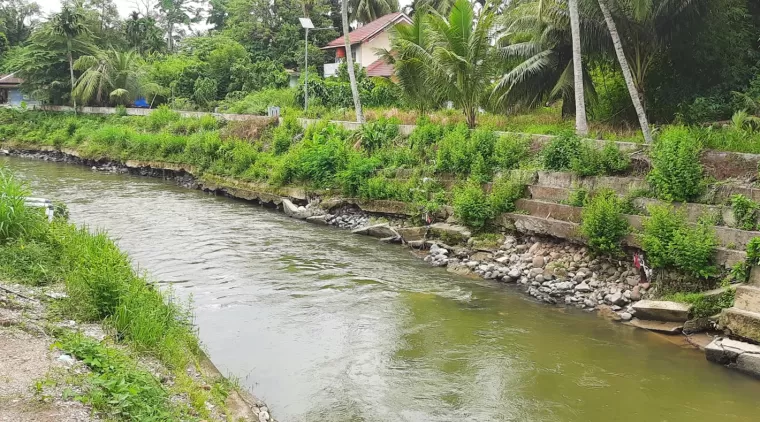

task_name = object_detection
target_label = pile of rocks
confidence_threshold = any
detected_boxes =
[325,206,369,230]
[426,235,649,319]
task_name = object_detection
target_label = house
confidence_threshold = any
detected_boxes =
[321,12,411,78]
[0,73,37,107]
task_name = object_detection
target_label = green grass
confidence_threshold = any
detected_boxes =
[0,168,216,419]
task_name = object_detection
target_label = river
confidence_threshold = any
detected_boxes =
[5,156,760,422]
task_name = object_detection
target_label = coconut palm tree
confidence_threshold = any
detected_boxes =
[596,0,652,143]
[73,48,159,106]
[380,9,442,113]
[427,0,497,128]
[568,0,588,136]
[50,3,88,109]
[351,0,399,25]
[492,0,601,118]
[343,0,364,123]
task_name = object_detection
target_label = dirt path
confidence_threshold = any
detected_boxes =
[0,285,94,422]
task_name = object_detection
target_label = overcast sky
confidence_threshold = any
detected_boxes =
[35,0,414,19]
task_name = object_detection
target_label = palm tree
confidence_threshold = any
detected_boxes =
[568,0,588,136]
[427,0,496,128]
[381,9,442,113]
[351,0,399,25]
[73,48,159,105]
[50,3,88,109]
[492,0,601,118]
[593,0,700,112]
[597,0,652,143]
[343,0,364,123]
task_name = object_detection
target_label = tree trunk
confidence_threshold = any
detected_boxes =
[342,0,364,123]
[568,0,588,137]
[67,39,76,112]
[167,22,174,51]
[598,0,653,144]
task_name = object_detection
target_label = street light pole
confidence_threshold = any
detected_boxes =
[304,27,309,111]
[299,18,333,113]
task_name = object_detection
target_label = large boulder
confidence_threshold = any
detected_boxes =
[706,337,760,378]
[282,198,313,220]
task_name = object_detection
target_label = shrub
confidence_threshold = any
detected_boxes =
[570,141,631,176]
[337,153,381,197]
[359,117,399,153]
[146,105,180,130]
[436,123,473,175]
[641,204,717,278]
[731,194,758,230]
[580,189,629,255]
[490,172,528,214]
[542,131,581,171]
[747,237,760,266]
[566,187,589,207]
[648,126,704,201]
[358,175,412,202]
[408,117,445,158]
[274,123,351,187]
[453,181,492,229]
[493,134,531,170]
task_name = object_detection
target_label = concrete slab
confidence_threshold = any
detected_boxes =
[632,300,692,322]
[628,318,683,334]
[351,223,399,239]
[734,285,760,312]
[705,337,760,378]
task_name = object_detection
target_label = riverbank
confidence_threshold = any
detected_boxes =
[0,168,272,422]
[2,146,738,371]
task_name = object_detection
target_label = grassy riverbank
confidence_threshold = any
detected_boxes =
[0,168,249,421]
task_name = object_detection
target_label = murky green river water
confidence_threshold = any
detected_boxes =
[5,156,760,421]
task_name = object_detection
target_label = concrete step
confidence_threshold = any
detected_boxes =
[720,307,760,343]
[705,337,760,378]
[735,285,760,313]
[632,300,692,322]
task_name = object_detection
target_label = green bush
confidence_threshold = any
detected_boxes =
[359,118,399,153]
[648,126,704,202]
[570,141,631,176]
[489,172,528,214]
[274,123,350,187]
[580,189,629,255]
[641,204,717,278]
[338,153,381,197]
[493,134,531,170]
[358,175,412,202]
[747,237,760,266]
[566,187,589,207]
[542,131,581,171]
[146,105,181,130]
[731,194,758,230]
[0,169,45,241]
[453,181,492,229]
[408,117,446,158]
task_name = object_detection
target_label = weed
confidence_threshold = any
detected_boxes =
[648,126,704,202]
[489,172,528,214]
[730,194,759,230]
[452,181,492,230]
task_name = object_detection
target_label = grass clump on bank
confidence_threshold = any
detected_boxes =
[0,168,229,420]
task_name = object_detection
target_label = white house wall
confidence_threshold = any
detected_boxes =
[359,31,391,68]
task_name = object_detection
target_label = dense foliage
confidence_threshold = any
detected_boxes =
[579,189,629,255]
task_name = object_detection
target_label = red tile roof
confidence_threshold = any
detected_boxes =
[365,58,394,77]
[324,12,411,49]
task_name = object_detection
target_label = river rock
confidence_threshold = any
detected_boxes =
[630,286,642,301]
[508,268,521,279]
[532,256,545,268]
[574,281,592,293]
[555,281,573,291]
[608,291,625,306]
[619,312,633,321]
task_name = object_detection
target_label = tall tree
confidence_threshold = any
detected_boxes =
[125,11,164,53]
[493,0,600,118]
[50,3,89,109]
[342,0,363,122]
[0,0,40,46]
[568,0,588,136]
[597,0,652,143]
[156,0,196,51]
[428,0,496,128]
[206,0,227,31]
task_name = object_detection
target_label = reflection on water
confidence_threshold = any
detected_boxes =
[6,156,760,422]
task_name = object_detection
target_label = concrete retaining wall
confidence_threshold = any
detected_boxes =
[34,105,270,122]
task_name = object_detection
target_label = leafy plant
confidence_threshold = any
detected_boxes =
[566,187,589,207]
[493,133,531,170]
[730,194,758,230]
[489,172,528,214]
[453,181,492,229]
[542,131,581,171]
[648,126,704,202]
[641,204,717,278]
[570,141,631,177]
[580,189,629,255]
[358,118,399,153]
[746,237,760,266]
[665,285,735,318]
